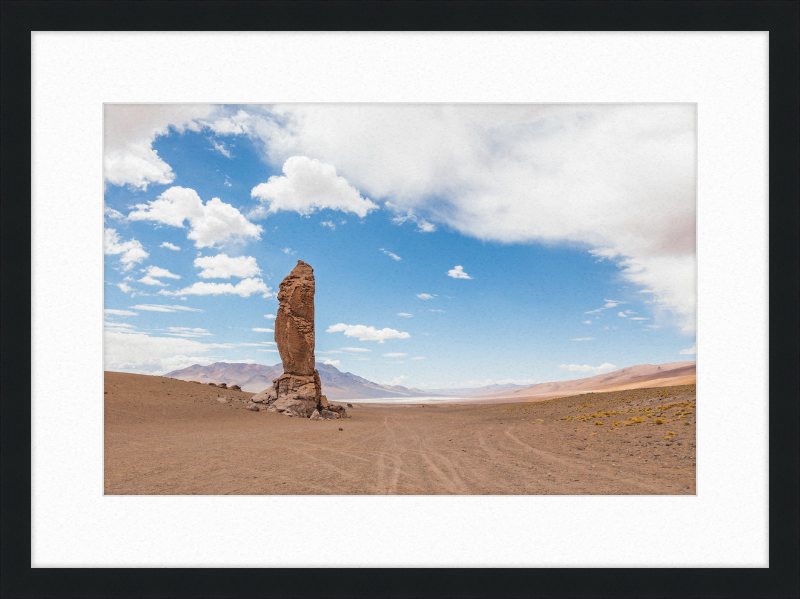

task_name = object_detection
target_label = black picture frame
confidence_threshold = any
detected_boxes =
[2,2,797,598]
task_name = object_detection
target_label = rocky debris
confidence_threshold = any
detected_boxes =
[230,384,242,391]
[218,383,227,389]
[208,382,218,387]
[216,396,229,404]
[246,402,260,411]
[346,403,353,408]
[254,261,348,420]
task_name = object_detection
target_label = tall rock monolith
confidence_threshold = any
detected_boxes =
[251,261,347,420]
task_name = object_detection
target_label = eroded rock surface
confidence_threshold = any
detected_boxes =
[255,261,347,420]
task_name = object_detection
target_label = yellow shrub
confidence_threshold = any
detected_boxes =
[594,421,603,425]
[654,419,663,424]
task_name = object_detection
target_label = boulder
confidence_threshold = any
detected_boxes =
[268,396,318,418]
[346,403,353,408]
[309,409,321,421]
[216,396,229,404]
[319,409,339,420]
[230,384,242,391]
[208,382,218,387]
[246,402,259,412]
[218,383,228,389]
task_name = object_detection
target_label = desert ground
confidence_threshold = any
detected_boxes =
[104,372,696,495]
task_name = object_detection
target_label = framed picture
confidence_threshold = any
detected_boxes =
[3,1,796,597]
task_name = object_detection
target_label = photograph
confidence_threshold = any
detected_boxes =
[103,103,697,495]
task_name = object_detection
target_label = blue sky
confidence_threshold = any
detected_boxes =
[104,104,696,388]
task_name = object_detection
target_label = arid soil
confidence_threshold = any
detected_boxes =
[104,372,696,495]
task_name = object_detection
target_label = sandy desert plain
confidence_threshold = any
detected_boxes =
[104,371,696,495]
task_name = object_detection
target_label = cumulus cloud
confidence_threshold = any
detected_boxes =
[320,220,336,230]
[252,328,274,333]
[128,186,263,249]
[103,104,214,190]
[116,282,133,294]
[195,254,261,279]
[416,293,435,300]
[582,320,592,324]
[380,248,402,261]
[104,309,138,316]
[145,266,181,279]
[397,312,413,318]
[560,363,618,375]
[323,359,341,367]
[158,278,272,298]
[326,323,410,343]
[250,156,378,219]
[379,375,409,386]
[570,337,594,341]
[447,265,473,279]
[160,242,180,251]
[383,353,407,357]
[282,247,295,255]
[264,314,276,319]
[618,312,627,317]
[104,228,148,270]
[680,342,697,355]
[235,104,695,332]
[138,275,167,286]
[104,205,125,221]
[129,304,203,312]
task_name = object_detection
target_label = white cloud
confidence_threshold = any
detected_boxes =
[210,139,232,158]
[680,342,697,355]
[582,320,592,324]
[103,104,214,190]
[165,327,212,338]
[129,304,203,313]
[323,359,341,367]
[416,293,435,300]
[386,202,436,233]
[144,265,181,279]
[104,309,138,316]
[103,328,243,375]
[429,309,444,313]
[447,265,473,279]
[645,324,662,329]
[195,254,261,279]
[326,323,411,343]
[104,228,148,271]
[570,337,594,341]
[159,278,272,298]
[320,220,336,230]
[341,347,371,352]
[138,275,167,287]
[410,356,426,360]
[560,363,618,375]
[257,349,280,353]
[282,247,295,255]
[264,314,276,319]
[160,242,180,251]
[397,312,413,318]
[104,205,125,221]
[630,317,649,321]
[379,248,402,261]
[116,282,133,294]
[128,186,263,248]
[252,328,274,333]
[250,156,378,219]
[618,312,627,317]
[240,104,694,331]
[383,353,407,357]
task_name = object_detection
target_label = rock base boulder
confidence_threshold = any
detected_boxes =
[251,369,348,419]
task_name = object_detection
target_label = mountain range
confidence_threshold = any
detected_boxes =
[163,360,696,401]
[163,362,439,399]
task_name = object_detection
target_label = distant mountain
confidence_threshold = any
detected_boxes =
[163,362,442,400]
[492,361,696,399]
